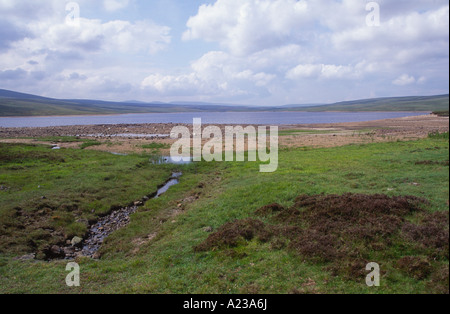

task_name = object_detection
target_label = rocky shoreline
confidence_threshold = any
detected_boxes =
[0,123,261,139]
[0,123,177,139]
[1,115,448,142]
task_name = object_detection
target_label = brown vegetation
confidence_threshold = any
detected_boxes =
[0,145,66,163]
[396,257,432,280]
[195,193,449,290]
[415,160,449,166]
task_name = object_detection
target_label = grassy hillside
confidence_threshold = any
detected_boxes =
[1,89,448,116]
[0,89,260,116]
[292,95,449,112]
[0,134,448,294]
[0,98,270,117]
[0,99,121,116]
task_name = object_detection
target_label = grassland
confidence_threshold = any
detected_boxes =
[293,95,449,112]
[0,133,448,294]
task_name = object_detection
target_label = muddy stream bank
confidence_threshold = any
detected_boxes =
[58,172,182,260]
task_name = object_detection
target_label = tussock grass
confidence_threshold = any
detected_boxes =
[428,131,449,140]
[142,143,171,150]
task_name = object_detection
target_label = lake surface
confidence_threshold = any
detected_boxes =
[0,111,427,128]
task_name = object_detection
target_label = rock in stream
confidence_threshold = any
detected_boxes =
[62,172,182,260]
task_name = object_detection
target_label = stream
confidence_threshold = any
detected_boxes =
[63,172,182,259]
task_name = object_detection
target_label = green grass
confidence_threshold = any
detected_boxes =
[12,136,105,147]
[0,143,179,257]
[79,140,102,150]
[0,137,448,294]
[429,131,449,140]
[293,95,449,112]
[34,136,86,143]
[142,143,171,150]
[26,136,106,150]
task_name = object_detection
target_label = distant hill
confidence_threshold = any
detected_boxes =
[0,89,448,117]
[0,89,53,101]
[0,89,261,116]
[289,95,449,112]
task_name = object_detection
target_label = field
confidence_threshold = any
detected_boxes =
[0,124,448,294]
[293,95,449,112]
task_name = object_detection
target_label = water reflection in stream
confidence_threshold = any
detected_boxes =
[150,156,192,165]
[71,172,182,259]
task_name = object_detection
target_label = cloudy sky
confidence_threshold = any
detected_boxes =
[0,0,448,105]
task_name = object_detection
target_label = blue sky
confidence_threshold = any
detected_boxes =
[0,0,448,106]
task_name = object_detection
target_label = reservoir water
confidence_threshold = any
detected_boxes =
[0,111,427,128]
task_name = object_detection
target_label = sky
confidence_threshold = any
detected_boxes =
[0,0,448,106]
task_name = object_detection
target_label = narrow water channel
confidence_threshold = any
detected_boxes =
[63,172,182,259]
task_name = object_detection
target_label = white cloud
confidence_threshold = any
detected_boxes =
[141,50,277,99]
[286,64,321,79]
[0,1,171,58]
[142,73,201,95]
[176,0,449,103]
[332,6,449,52]
[417,76,427,84]
[393,74,416,86]
[103,0,131,12]
[183,0,311,56]
[0,0,172,100]
[286,63,357,80]
[8,18,170,57]
[0,0,448,104]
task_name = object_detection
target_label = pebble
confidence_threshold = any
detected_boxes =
[80,205,139,258]
[56,172,182,259]
[14,253,36,261]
